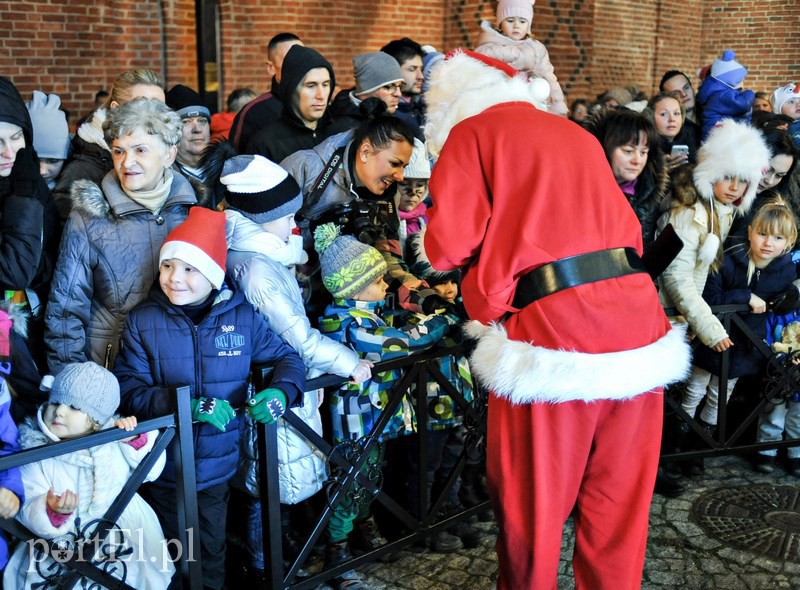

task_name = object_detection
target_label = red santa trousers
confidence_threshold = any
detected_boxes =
[487,390,663,590]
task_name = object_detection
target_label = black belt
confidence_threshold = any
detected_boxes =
[512,247,647,309]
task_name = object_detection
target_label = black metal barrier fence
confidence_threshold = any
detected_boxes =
[661,304,800,464]
[2,303,795,589]
[0,386,204,590]
[253,341,489,590]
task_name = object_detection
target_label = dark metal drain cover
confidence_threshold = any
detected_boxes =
[692,484,800,562]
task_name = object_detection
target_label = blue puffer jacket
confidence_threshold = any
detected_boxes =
[114,283,306,491]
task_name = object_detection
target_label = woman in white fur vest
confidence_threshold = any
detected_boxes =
[422,50,691,589]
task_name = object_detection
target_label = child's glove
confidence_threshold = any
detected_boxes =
[247,388,288,424]
[190,397,236,432]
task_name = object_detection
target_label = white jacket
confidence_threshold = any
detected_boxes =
[4,411,172,590]
[226,211,359,504]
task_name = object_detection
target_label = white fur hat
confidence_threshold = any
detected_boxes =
[403,138,431,180]
[423,49,549,157]
[692,119,770,217]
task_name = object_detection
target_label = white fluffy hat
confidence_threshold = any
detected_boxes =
[403,138,430,180]
[692,119,770,216]
[423,49,549,157]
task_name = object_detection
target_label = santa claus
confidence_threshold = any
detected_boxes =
[423,50,691,589]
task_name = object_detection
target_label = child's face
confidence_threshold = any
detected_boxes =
[433,280,458,303]
[353,275,388,302]
[43,403,97,439]
[260,213,297,244]
[159,258,214,306]
[500,16,529,40]
[781,97,800,121]
[712,176,748,205]
[39,158,65,184]
[397,179,427,212]
[748,225,788,266]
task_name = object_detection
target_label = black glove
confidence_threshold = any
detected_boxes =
[9,147,39,196]
[421,294,457,316]
[770,285,800,315]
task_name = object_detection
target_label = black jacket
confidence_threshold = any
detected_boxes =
[228,83,283,152]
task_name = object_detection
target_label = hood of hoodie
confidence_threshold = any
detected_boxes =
[278,45,336,129]
[0,76,33,147]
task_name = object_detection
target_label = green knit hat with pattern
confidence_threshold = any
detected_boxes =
[314,222,388,299]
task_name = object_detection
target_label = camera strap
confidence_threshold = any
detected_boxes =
[306,146,346,214]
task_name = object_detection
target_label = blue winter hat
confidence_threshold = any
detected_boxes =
[26,91,70,160]
[50,362,120,425]
[710,50,747,87]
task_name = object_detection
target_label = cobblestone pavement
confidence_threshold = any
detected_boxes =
[345,455,800,589]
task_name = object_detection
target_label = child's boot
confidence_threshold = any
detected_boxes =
[325,540,366,590]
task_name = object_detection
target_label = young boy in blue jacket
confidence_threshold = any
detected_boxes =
[114,207,305,590]
[313,222,457,590]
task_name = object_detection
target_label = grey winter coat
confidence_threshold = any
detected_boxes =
[44,170,197,375]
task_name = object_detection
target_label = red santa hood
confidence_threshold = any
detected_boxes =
[424,49,550,157]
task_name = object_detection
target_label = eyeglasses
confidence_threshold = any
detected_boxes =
[381,83,403,94]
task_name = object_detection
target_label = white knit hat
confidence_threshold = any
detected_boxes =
[496,0,534,25]
[770,83,800,115]
[403,138,431,180]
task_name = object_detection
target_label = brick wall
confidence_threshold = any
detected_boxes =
[0,0,796,130]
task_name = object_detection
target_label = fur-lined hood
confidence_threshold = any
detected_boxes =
[423,49,550,157]
[692,119,770,217]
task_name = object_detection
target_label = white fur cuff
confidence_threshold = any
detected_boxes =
[464,320,691,404]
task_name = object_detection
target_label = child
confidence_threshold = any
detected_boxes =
[114,206,306,590]
[314,222,458,589]
[3,362,173,589]
[25,91,70,190]
[770,83,800,148]
[473,0,567,116]
[684,200,797,438]
[0,305,24,572]
[696,50,755,139]
[396,139,430,257]
[220,154,372,580]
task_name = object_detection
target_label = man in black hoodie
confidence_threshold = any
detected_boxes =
[229,32,303,152]
[0,76,60,408]
[246,45,348,163]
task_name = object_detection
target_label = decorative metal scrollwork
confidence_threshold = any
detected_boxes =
[30,517,130,589]
[764,351,800,405]
[463,385,489,460]
[325,438,383,510]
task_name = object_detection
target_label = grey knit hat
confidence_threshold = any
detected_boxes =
[49,362,120,425]
[314,223,388,299]
[353,52,404,96]
[26,91,70,160]
[221,155,302,224]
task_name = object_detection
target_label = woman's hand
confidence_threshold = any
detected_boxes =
[712,337,734,352]
[47,488,79,514]
[665,152,689,171]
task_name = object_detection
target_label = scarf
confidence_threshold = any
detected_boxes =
[398,202,427,236]
[618,178,638,197]
[122,167,174,213]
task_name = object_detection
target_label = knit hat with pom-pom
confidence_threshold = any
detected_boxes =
[314,222,387,299]
[710,50,747,88]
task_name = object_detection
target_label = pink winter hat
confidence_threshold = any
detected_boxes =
[496,0,534,25]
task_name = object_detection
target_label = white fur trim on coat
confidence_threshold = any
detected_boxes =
[464,320,691,404]
[692,119,770,217]
[424,50,549,157]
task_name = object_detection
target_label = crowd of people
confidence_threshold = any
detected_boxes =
[0,0,799,587]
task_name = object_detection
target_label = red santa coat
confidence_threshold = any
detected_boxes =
[425,101,689,403]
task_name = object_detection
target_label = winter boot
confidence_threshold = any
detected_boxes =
[325,541,366,590]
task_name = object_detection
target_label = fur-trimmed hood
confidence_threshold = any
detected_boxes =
[423,49,550,157]
[692,119,770,217]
